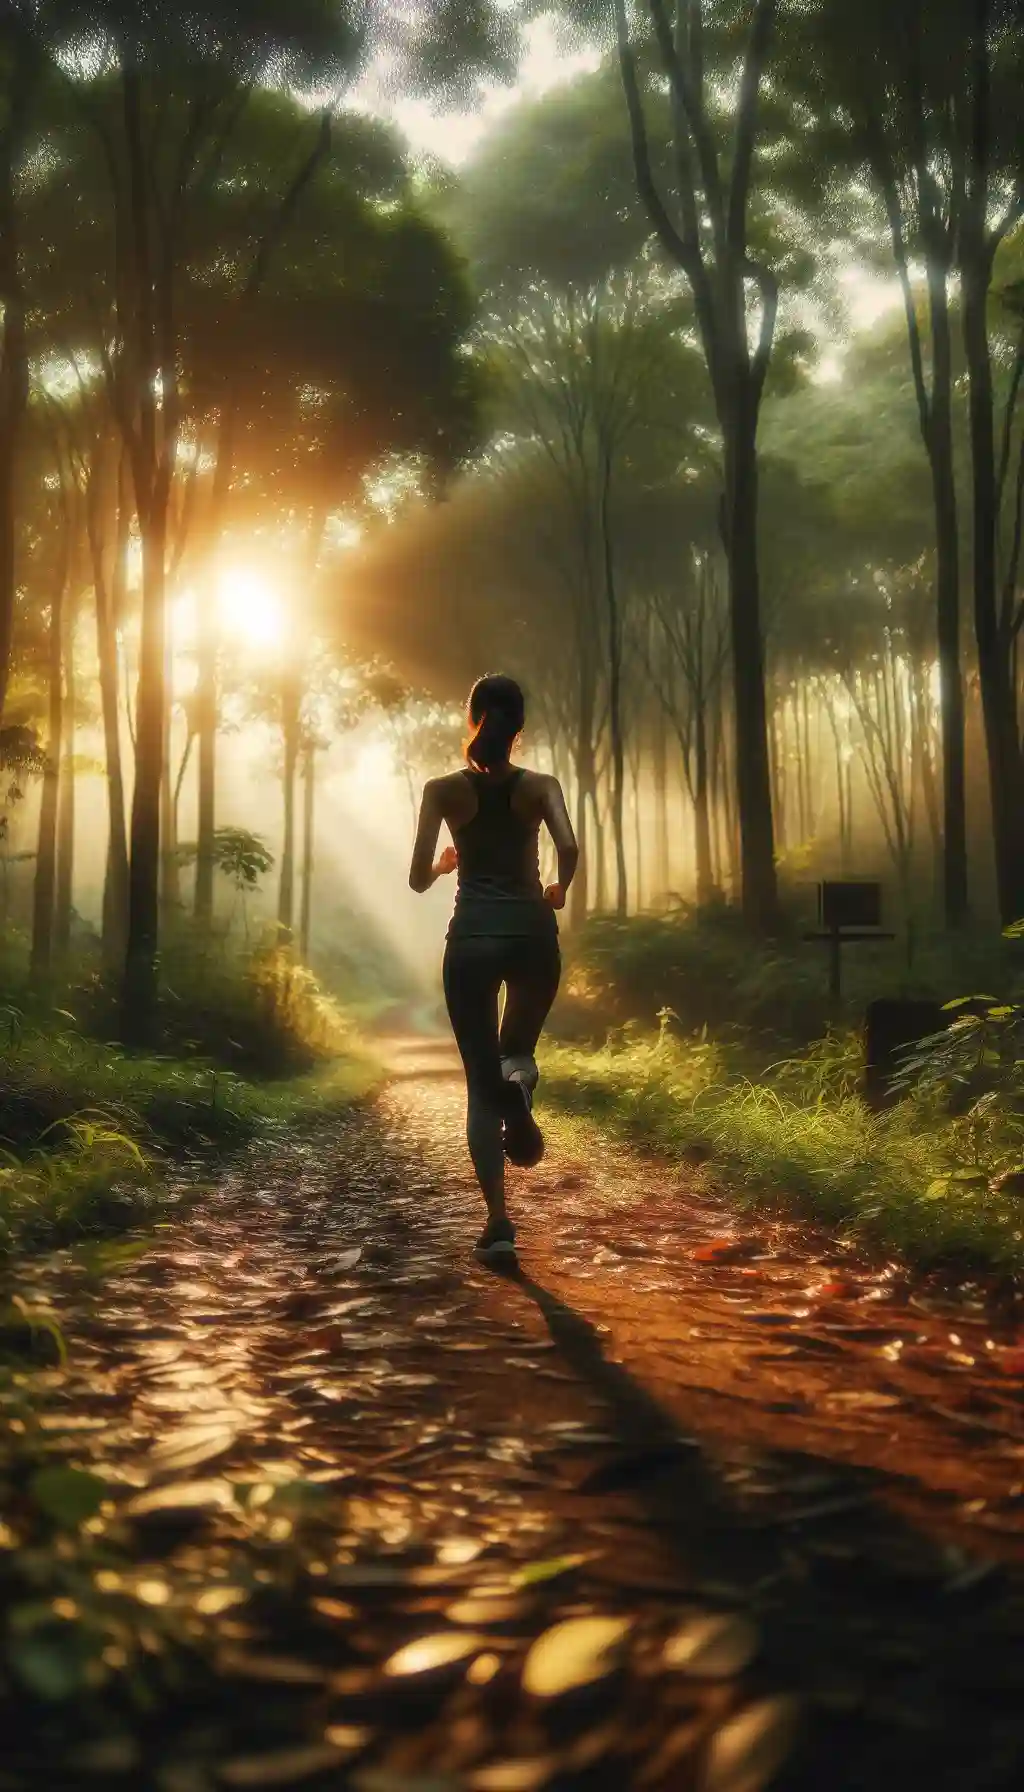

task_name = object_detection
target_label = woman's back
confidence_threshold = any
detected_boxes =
[439,766,553,940]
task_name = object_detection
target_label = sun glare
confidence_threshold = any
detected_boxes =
[351,737,394,786]
[218,566,286,652]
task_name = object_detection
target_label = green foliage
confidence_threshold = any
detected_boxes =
[176,828,275,892]
[69,933,366,1076]
[890,998,1024,1104]
[0,948,377,1255]
[558,905,1024,1048]
[543,1023,1024,1275]
[559,903,832,1043]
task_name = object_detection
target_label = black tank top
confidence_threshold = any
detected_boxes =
[449,769,555,941]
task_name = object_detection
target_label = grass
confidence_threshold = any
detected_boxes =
[0,927,390,1257]
[0,1023,380,1260]
[542,1023,1024,1278]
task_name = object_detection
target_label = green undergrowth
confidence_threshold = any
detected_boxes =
[0,1027,379,1260]
[0,930,388,1257]
[554,903,1024,1046]
[542,1023,1024,1278]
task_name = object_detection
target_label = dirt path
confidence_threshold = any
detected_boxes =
[6,1037,1024,1790]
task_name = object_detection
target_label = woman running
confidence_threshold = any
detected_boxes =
[408,674,579,1260]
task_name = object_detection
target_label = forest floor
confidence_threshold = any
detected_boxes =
[7,1036,1024,1790]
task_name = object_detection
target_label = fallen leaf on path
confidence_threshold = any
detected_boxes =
[522,1615,632,1697]
[327,1249,363,1272]
[514,1553,591,1587]
[693,1240,757,1265]
[150,1422,240,1474]
[125,1479,234,1516]
[663,1612,760,1678]
[195,1587,247,1615]
[384,1633,487,1678]
[701,1698,801,1792]
[446,1594,534,1626]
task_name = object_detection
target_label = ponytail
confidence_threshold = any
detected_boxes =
[465,673,525,772]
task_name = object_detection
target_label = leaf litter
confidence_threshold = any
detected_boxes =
[5,1048,1024,1789]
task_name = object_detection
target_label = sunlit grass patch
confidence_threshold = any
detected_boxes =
[542,1027,1024,1276]
[0,1021,381,1259]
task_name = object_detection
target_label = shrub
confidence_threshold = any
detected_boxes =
[542,1014,1024,1276]
[68,933,356,1076]
[555,903,1024,1048]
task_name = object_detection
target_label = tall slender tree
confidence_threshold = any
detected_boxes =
[613,0,781,930]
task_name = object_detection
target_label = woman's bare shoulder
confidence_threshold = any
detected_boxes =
[431,768,469,790]
[427,768,473,813]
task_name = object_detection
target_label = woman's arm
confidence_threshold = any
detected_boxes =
[409,779,458,893]
[540,775,579,909]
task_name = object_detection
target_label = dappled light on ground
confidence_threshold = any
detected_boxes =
[5,1043,1024,1787]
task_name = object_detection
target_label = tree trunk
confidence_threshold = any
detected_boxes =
[160,593,180,920]
[693,695,714,905]
[963,256,1024,925]
[193,568,218,927]
[708,695,724,891]
[600,451,628,916]
[912,661,942,897]
[94,452,130,970]
[569,661,596,930]
[299,745,316,962]
[122,515,168,1040]
[719,693,741,898]
[30,569,64,982]
[631,762,643,911]
[119,67,172,1042]
[723,402,779,927]
[801,681,815,839]
[926,264,969,926]
[769,689,786,854]
[277,671,301,940]
[590,786,607,913]
[616,0,779,929]
[54,595,76,958]
[0,41,31,726]
[653,701,670,903]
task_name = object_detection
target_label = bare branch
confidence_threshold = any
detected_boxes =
[727,0,779,252]
[615,0,699,279]
[647,0,727,256]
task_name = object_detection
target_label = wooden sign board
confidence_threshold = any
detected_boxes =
[818,880,882,931]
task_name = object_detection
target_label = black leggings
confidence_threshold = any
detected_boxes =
[442,932,561,1195]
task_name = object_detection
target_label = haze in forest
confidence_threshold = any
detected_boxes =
[0,0,1022,1039]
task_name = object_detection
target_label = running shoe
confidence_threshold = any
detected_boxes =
[503,1078,545,1168]
[475,1215,518,1260]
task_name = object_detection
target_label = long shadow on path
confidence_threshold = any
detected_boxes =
[497,1256,1024,1792]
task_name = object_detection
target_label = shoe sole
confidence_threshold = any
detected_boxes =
[475,1240,518,1260]
[504,1088,545,1168]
